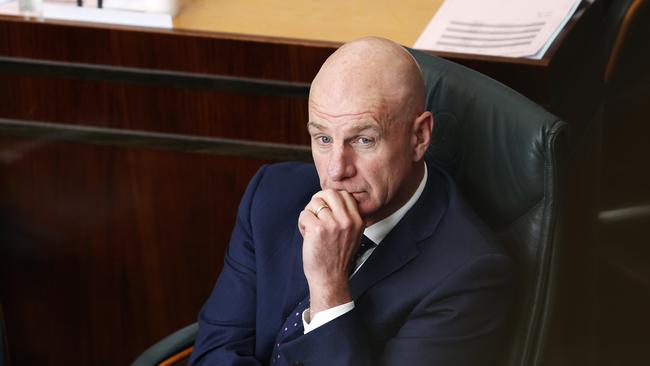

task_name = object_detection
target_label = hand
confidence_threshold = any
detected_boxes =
[298,189,365,315]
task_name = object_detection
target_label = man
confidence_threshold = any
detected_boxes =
[189,37,513,366]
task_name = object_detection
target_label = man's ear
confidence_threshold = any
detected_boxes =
[411,111,433,161]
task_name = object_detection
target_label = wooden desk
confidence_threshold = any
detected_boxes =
[0,2,607,364]
[174,0,444,45]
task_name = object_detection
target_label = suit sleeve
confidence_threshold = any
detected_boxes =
[188,166,268,366]
[280,253,513,366]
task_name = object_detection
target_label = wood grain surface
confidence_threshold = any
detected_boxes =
[174,0,444,45]
[0,137,267,365]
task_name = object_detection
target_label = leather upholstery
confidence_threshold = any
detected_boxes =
[130,323,197,366]
[408,49,567,366]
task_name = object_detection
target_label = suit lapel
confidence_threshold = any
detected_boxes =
[349,224,420,299]
[280,171,318,316]
[350,164,448,300]
[281,226,309,316]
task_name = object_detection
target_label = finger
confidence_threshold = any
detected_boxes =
[338,190,361,220]
[298,211,306,236]
[305,196,333,219]
[314,189,348,219]
[305,195,327,213]
[318,190,364,233]
[315,203,334,220]
[298,209,320,237]
[323,190,361,225]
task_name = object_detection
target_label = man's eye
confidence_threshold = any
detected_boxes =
[317,136,332,144]
[355,136,374,145]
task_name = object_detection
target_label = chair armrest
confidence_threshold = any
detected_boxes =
[131,323,198,366]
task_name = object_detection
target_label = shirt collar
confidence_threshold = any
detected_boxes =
[364,164,428,245]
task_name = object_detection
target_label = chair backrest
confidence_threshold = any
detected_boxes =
[408,49,567,366]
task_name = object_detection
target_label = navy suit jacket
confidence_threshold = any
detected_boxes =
[190,162,513,366]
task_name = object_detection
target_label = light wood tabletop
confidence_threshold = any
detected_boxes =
[173,0,444,45]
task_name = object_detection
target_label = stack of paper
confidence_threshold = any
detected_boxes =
[0,0,173,28]
[45,2,173,28]
[413,0,582,59]
[102,0,178,15]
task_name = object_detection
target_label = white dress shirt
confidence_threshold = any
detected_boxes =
[303,164,429,333]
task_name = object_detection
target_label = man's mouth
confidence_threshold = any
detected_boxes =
[330,187,366,202]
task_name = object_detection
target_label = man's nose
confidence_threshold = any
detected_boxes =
[328,144,355,181]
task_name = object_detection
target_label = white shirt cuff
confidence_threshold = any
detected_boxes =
[302,301,355,334]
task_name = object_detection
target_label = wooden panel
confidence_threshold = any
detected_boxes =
[0,301,8,365]
[0,0,611,120]
[0,136,266,365]
[0,74,311,145]
[0,15,336,82]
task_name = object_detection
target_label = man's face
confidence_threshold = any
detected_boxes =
[308,96,416,225]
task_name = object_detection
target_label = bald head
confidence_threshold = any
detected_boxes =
[307,37,433,225]
[309,37,425,125]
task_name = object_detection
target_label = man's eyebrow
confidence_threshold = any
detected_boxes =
[307,121,380,133]
[353,124,380,133]
[307,121,325,131]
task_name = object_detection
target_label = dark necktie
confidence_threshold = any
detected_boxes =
[270,297,309,364]
[351,234,377,275]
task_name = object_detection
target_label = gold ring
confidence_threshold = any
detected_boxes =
[314,204,330,216]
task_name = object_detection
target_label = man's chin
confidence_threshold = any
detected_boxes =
[356,201,380,224]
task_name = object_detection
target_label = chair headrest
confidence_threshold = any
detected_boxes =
[408,48,565,229]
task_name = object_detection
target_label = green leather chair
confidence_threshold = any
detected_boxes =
[131,51,567,366]
[409,49,566,366]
